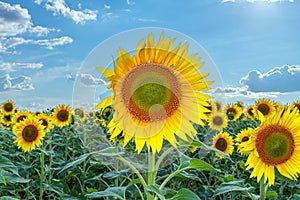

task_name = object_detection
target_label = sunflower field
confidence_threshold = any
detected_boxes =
[1,33,300,200]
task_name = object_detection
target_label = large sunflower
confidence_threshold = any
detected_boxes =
[245,106,300,186]
[96,33,212,153]
[1,100,15,115]
[52,105,73,127]
[12,115,46,152]
[212,132,234,159]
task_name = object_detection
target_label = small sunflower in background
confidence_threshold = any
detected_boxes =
[74,107,86,121]
[12,110,32,124]
[1,100,16,115]
[212,101,223,112]
[209,111,227,131]
[12,115,46,152]
[245,106,300,186]
[244,105,256,120]
[224,104,242,121]
[51,105,73,127]
[235,127,254,156]
[212,132,234,159]
[235,101,244,111]
[255,99,276,121]
[96,33,211,153]
[95,96,113,126]
[36,113,54,133]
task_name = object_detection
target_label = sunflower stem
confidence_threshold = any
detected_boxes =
[39,150,45,200]
[147,152,156,200]
[260,177,266,200]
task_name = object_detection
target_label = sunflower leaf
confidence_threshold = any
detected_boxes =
[58,153,91,174]
[213,180,255,196]
[168,188,201,200]
[85,187,126,199]
[147,185,166,200]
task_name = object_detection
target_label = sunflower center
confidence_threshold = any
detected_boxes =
[122,63,180,122]
[57,110,69,122]
[4,103,13,112]
[212,116,223,126]
[216,138,227,151]
[256,125,294,165]
[257,104,270,116]
[22,125,39,142]
[241,136,249,142]
[247,108,254,116]
[40,119,48,128]
[17,115,27,123]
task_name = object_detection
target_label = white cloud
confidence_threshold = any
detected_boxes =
[104,4,110,9]
[126,0,135,5]
[0,74,34,91]
[43,0,97,24]
[67,73,106,87]
[0,61,43,73]
[222,0,294,2]
[101,13,119,23]
[1,36,73,51]
[0,1,56,37]
[240,65,300,92]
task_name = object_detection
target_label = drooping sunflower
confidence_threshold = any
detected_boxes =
[244,106,300,186]
[95,96,114,126]
[212,132,234,159]
[1,100,16,115]
[224,104,242,121]
[236,128,254,156]
[212,101,223,112]
[51,105,73,127]
[255,99,275,121]
[12,110,31,124]
[209,111,227,131]
[235,101,244,111]
[96,33,212,153]
[36,113,54,133]
[12,115,46,152]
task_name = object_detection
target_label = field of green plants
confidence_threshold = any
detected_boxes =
[1,99,300,200]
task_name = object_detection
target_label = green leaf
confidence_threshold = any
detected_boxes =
[168,188,200,200]
[147,185,165,200]
[0,155,18,175]
[214,180,255,196]
[86,187,126,199]
[266,191,278,199]
[58,153,90,174]
[0,170,6,185]
[189,158,219,172]
[179,155,219,172]
[0,197,20,200]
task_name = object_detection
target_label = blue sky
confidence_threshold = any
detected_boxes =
[0,0,299,111]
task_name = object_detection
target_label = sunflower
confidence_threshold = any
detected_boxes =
[209,111,227,131]
[212,101,223,112]
[74,107,86,121]
[212,132,234,159]
[96,33,212,153]
[1,100,15,115]
[245,105,256,120]
[36,113,54,133]
[12,115,46,152]
[236,128,254,155]
[235,101,244,111]
[224,104,242,121]
[244,106,300,186]
[12,110,31,124]
[51,105,73,127]
[292,101,300,112]
[255,99,275,121]
[95,96,114,126]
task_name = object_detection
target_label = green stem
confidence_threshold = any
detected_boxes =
[154,147,174,173]
[39,151,45,200]
[260,177,266,200]
[147,152,156,200]
[159,168,186,190]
